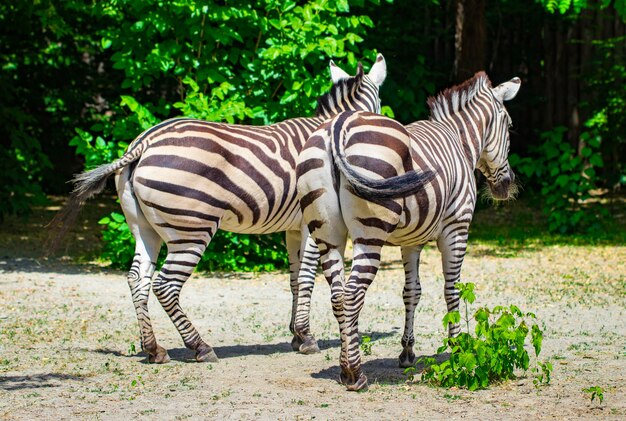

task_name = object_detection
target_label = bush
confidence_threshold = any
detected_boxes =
[98,212,288,272]
[510,126,608,234]
[405,283,552,390]
[81,0,383,271]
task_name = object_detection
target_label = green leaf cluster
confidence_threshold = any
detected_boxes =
[510,126,608,234]
[360,335,373,356]
[538,0,626,19]
[76,0,383,271]
[98,211,289,272]
[405,283,552,391]
[582,385,605,404]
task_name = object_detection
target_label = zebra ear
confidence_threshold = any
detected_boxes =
[493,77,521,102]
[329,60,351,84]
[355,62,364,79]
[367,53,387,87]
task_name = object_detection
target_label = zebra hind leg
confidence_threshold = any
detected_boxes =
[288,231,321,354]
[120,193,168,363]
[339,243,383,391]
[398,246,423,368]
[128,262,168,363]
[152,244,218,363]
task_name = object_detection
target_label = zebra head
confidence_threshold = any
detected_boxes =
[477,77,521,200]
[317,54,387,117]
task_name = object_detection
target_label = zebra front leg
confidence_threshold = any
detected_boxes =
[152,244,218,363]
[437,229,469,337]
[289,232,321,354]
[399,245,424,368]
[339,243,382,391]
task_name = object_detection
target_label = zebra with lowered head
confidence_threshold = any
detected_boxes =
[51,55,387,364]
[296,72,521,390]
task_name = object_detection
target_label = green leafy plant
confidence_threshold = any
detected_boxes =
[510,126,607,234]
[582,385,605,404]
[98,212,137,269]
[360,335,373,356]
[98,211,288,272]
[405,282,552,391]
[72,0,384,271]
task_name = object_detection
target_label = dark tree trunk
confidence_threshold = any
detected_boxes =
[454,0,487,82]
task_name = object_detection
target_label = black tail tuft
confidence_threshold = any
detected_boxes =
[330,112,437,200]
[45,160,125,256]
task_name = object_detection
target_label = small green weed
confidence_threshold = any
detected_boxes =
[582,386,604,404]
[405,282,552,391]
[130,375,143,387]
[360,335,373,356]
[533,360,553,387]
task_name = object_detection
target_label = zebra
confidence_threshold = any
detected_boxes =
[295,72,521,390]
[50,55,387,364]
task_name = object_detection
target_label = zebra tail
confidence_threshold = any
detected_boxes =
[45,146,143,255]
[330,113,436,200]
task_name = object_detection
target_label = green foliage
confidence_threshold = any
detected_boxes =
[73,0,382,271]
[533,360,553,387]
[405,283,552,391]
[582,385,605,404]
[200,231,288,272]
[0,112,50,220]
[98,211,288,272]
[584,35,626,188]
[98,212,136,268]
[510,126,607,234]
[537,0,626,19]
[360,335,373,356]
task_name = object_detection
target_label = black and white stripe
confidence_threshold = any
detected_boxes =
[296,72,521,390]
[53,55,387,363]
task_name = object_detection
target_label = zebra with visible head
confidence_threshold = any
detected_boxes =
[296,72,521,390]
[51,55,387,364]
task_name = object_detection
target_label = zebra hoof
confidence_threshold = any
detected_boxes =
[298,337,320,354]
[344,373,368,392]
[196,345,219,363]
[398,349,416,368]
[291,335,304,351]
[148,346,171,364]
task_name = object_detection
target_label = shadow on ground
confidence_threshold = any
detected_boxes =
[88,331,397,362]
[0,373,83,391]
[311,352,451,386]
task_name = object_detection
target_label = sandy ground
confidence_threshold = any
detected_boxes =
[0,241,624,420]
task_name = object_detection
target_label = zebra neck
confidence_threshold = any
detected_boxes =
[442,105,487,169]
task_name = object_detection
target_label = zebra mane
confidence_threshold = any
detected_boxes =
[427,72,492,122]
[315,72,365,117]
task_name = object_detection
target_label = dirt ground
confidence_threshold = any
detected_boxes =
[1,231,625,420]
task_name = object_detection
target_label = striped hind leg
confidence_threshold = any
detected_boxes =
[127,227,168,363]
[287,230,321,354]
[339,242,383,391]
[437,226,469,337]
[152,242,218,362]
[116,167,168,362]
[399,245,424,368]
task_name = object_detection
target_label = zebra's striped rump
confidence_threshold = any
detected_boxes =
[296,72,521,390]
